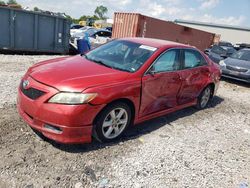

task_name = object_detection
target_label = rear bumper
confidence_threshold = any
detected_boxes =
[17,76,105,144]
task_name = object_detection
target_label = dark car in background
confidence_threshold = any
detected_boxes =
[234,43,250,50]
[205,44,236,64]
[218,41,233,47]
[70,24,84,29]
[219,48,250,83]
[103,27,113,32]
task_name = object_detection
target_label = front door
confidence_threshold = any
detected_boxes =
[140,49,182,117]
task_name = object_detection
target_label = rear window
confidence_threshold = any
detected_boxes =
[184,49,207,69]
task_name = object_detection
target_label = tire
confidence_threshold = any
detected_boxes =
[94,102,132,142]
[196,86,212,110]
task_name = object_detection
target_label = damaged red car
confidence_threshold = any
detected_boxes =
[17,38,221,144]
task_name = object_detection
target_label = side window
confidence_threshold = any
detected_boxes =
[97,31,111,37]
[95,31,102,36]
[151,49,180,73]
[184,49,207,69]
[103,31,112,37]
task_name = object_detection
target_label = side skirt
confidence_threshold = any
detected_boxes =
[134,99,197,124]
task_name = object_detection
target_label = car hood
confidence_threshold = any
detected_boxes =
[29,55,130,92]
[225,57,250,69]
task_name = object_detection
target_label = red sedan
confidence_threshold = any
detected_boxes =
[17,38,221,144]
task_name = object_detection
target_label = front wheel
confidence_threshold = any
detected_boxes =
[94,102,131,142]
[196,86,212,109]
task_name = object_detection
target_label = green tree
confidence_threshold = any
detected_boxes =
[0,1,6,5]
[94,5,108,20]
[33,6,39,11]
[7,0,17,4]
[78,15,98,21]
[64,14,75,23]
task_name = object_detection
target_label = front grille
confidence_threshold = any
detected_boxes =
[20,85,45,100]
[226,65,248,73]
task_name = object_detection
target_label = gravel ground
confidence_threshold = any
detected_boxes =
[0,54,249,188]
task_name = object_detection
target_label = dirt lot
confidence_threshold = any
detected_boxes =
[0,55,249,188]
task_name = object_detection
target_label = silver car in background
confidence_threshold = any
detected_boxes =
[219,48,250,83]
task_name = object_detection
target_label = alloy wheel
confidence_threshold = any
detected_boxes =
[102,108,128,139]
[200,87,211,108]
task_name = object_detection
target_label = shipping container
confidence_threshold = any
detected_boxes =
[112,12,216,51]
[0,6,70,54]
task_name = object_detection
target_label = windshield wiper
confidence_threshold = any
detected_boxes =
[82,55,109,68]
[92,59,114,69]
[112,67,132,73]
[84,55,132,72]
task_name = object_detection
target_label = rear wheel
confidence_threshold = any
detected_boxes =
[196,86,212,109]
[94,102,131,142]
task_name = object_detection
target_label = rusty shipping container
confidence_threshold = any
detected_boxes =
[112,12,215,51]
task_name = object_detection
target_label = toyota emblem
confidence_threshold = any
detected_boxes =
[22,80,30,89]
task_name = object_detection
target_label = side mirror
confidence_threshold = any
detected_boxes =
[204,49,210,55]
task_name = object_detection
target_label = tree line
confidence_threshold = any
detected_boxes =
[65,5,108,23]
[0,0,109,23]
[0,0,20,5]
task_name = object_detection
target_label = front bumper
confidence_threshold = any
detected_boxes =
[17,76,105,144]
[221,68,250,83]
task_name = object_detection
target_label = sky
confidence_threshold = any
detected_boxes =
[17,0,250,27]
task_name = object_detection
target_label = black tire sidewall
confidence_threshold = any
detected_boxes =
[196,86,212,109]
[94,102,132,142]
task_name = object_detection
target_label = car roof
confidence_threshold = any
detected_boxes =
[121,37,191,49]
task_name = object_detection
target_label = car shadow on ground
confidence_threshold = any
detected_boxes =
[49,96,224,153]
[221,77,250,88]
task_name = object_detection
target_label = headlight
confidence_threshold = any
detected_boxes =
[48,93,97,104]
[219,60,226,67]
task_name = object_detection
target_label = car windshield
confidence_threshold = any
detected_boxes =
[85,40,157,73]
[230,50,250,61]
[221,46,236,54]
[211,45,226,54]
[219,42,233,47]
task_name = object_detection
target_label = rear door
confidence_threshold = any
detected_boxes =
[140,49,182,116]
[177,48,210,105]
